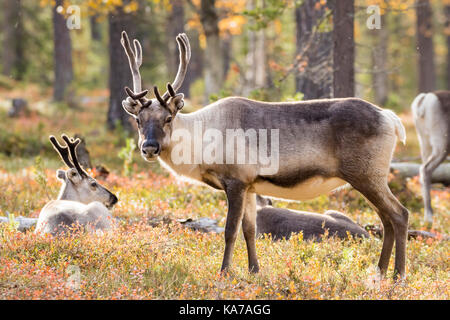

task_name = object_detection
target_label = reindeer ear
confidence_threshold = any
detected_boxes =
[66,168,82,184]
[122,98,140,116]
[170,93,184,113]
[56,169,66,181]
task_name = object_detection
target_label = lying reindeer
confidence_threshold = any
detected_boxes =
[121,31,408,280]
[35,135,118,236]
[255,195,369,241]
[411,91,450,224]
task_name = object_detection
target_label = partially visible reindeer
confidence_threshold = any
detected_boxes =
[121,31,408,280]
[35,135,118,236]
[255,195,369,241]
[411,91,450,224]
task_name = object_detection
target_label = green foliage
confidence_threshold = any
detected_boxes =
[113,120,132,147]
[388,177,424,217]
[315,8,333,33]
[20,0,54,85]
[0,75,16,89]
[247,88,269,101]
[118,138,136,177]
[283,91,305,102]
[0,129,48,157]
[33,156,51,201]
[7,212,20,231]
[243,0,287,30]
[208,89,233,103]
[384,93,404,112]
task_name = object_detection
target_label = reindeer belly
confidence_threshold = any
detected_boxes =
[254,176,347,201]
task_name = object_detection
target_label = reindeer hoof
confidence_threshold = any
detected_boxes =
[249,265,260,274]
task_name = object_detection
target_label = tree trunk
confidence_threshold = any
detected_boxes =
[200,0,223,102]
[243,0,268,95]
[390,13,401,93]
[166,0,193,97]
[244,29,267,92]
[222,33,233,80]
[295,0,332,99]
[2,0,25,80]
[445,4,450,89]
[90,15,102,41]
[416,0,435,92]
[53,0,73,102]
[186,28,204,95]
[107,8,134,130]
[333,0,354,98]
[372,14,388,106]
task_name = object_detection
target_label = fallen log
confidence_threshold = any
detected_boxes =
[364,224,449,241]
[392,156,450,162]
[390,162,450,185]
[178,217,225,233]
[0,216,38,232]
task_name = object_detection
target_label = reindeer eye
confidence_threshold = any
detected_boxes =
[165,116,172,124]
[136,118,140,126]
[71,172,77,177]
[90,182,97,188]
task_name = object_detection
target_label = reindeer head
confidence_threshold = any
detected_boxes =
[50,134,118,209]
[121,31,190,161]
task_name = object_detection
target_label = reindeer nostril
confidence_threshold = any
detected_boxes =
[142,141,160,157]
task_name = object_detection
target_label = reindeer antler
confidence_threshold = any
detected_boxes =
[167,83,176,98]
[153,86,166,106]
[49,135,74,169]
[121,31,152,109]
[161,33,191,101]
[61,134,88,177]
[122,31,191,109]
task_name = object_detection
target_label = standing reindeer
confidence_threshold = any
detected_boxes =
[121,31,409,279]
[35,135,118,236]
[411,91,450,224]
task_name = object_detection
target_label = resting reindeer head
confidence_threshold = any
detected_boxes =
[121,31,190,161]
[50,134,118,209]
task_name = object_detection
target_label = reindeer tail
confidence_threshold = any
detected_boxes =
[382,109,406,145]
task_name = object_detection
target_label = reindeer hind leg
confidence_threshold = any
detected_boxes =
[347,177,409,280]
[420,151,447,224]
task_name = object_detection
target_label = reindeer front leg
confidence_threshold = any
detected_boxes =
[221,179,248,273]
